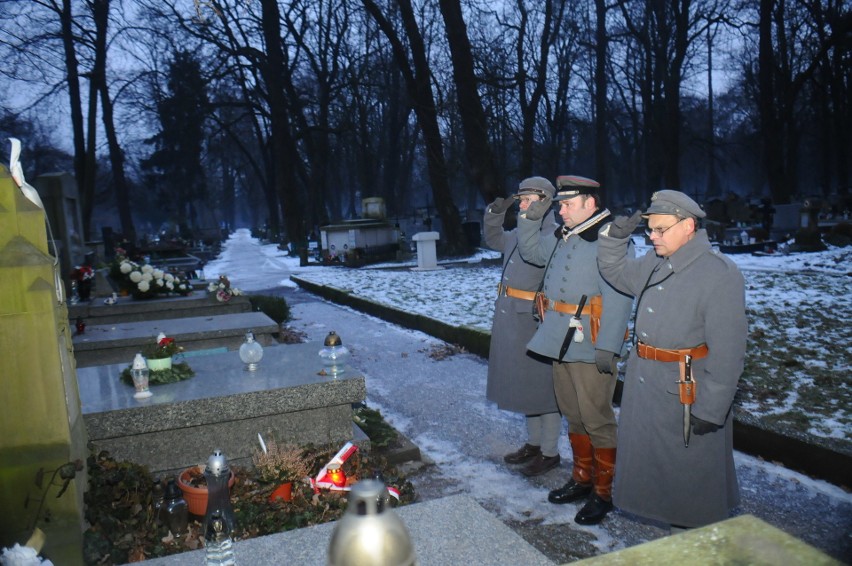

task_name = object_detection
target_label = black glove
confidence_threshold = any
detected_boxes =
[487,197,514,215]
[607,210,642,239]
[690,415,721,435]
[522,196,552,221]
[595,350,618,375]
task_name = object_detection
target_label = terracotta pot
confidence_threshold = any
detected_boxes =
[269,482,293,503]
[177,466,236,516]
[147,356,173,372]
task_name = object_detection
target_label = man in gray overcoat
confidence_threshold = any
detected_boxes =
[518,176,633,525]
[484,177,562,477]
[597,190,748,530]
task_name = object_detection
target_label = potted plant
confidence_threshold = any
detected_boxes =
[177,465,236,516]
[143,333,182,371]
[252,437,310,502]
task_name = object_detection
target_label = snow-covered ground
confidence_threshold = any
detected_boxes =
[205,229,851,444]
[202,229,852,561]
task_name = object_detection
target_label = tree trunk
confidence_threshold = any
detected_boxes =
[593,0,609,201]
[758,0,787,203]
[363,0,469,255]
[259,0,303,246]
[92,0,134,241]
[59,0,91,239]
[437,0,500,203]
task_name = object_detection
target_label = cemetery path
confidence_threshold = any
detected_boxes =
[266,285,851,564]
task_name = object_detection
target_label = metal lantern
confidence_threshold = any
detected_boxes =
[131,353,152,399]
[239,330,264,371]
[328,479,416,566]
[319,331,350,376]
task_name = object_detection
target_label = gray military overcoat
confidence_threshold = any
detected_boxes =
[597,228,748,527]
[483,209,557,415]
[516,213,633,363]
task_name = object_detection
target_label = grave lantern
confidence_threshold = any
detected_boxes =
[327,463,346,487]
[239,330,263,371]
[319,331,349,376]
[131,353,153,399]
[328,479,415,566]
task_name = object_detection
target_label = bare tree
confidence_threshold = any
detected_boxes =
[362,0,469,254]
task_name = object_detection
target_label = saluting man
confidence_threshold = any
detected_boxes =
[597,190,748,531]
[518,175,633,525]
[484,177,562,478]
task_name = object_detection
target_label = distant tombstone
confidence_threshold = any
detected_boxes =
[33,172,85,279]
[411,231,441,271]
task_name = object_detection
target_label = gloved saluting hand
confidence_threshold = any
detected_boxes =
[487,197,514,215]
[595,350,618,375]
[606,210,642,239]
[522,195,553,221]
[690,415,721,435]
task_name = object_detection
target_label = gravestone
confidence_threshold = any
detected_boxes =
[0,164,87,565]
[32,172,87,291]
[411,231,441,271]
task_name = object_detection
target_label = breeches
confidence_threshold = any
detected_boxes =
[552,361,617,447]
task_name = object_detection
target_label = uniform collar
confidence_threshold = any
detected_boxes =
[665,229,712,271]
[557,209,612,242]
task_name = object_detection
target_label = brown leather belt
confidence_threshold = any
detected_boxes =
[542,298,592,316]
[497,283,538,301]
[637,342,708,363]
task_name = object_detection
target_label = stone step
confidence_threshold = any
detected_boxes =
[68,293,251,325]
[71,311,280,367]
[78,342,366,475]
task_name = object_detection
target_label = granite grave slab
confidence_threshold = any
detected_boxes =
[132,494,555,566]
[69,293,251,325]
[71,311,279,366]
[78,342,366,474]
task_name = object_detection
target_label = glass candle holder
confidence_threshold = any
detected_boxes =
[319,331,349,376]
[131,353,152,399]
[239,330,264,371]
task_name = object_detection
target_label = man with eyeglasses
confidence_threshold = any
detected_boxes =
[517,175,633,525]
[597,189,747,531]
[483,177,561,478]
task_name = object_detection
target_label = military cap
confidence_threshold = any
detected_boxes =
[642,190,706,219]
[515,176,556,200]
[553,175,600,201]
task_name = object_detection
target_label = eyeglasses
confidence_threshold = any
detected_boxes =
[645,218,684,237]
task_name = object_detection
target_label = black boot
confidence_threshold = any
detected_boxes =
[520,454,561,477]
[548,479,592,504]
[574,494,613,525]
[503,444,541,465]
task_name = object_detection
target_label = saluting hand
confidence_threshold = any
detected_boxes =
[606,210,642,239]
[522,195,552,221]
[487,197,514,215]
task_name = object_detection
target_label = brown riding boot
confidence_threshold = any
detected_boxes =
[548,433,593,504]
[574,447,616,525]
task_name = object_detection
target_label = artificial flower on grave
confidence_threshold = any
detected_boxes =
[143,332,182,360]
[121,333,194,386]
[112,256,192,299]
[69,264,94,282]
[208,274,242,302]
